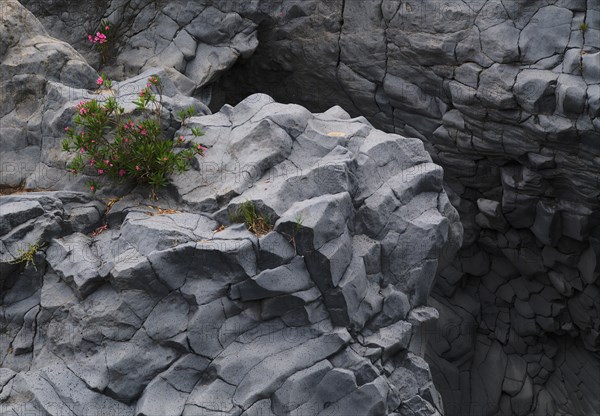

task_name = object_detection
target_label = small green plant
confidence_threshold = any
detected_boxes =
[294,215,304,230]
[229,201,273,236]
[63,75,206,195]
[579,22,589,32]
[276,214,304,251]
[6,241,45,270]
[88,19,113,64]
[288,215,304,250]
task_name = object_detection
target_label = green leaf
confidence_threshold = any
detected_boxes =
[191,127,204,137]
[177,109,187,123]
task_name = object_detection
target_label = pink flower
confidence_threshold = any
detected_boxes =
[129,121,135,128]
[80,148,85,153]
[64,127,69,131]
[90,185,95,191]
[88,34,93,43]
[109,163,113,167]
[93,33,107,44]
[105,25,110,30]
[79,108,87,115]
[163,157,168,161]
[96,76,104,86]
[179,135,185,142]
[124,138,129,143]
[135,165,140,171]
[91,140,95,143]
[98,169,104,175]
[118,169,126,177]
[81,132,85,137]
[141,129,147,136]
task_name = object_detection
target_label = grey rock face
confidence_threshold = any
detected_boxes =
[20,0,258,94]
[0,0,97,188]
[194,2,598,415]
[1,89,461,415]
[0,1,211,193]
[9,0,600,414]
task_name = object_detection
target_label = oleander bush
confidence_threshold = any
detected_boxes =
[62,74,206,194]
[88,19,113,63]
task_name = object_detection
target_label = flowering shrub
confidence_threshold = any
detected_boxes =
[88,19,112,63]
[62,75,206,194]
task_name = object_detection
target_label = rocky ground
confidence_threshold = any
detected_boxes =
[0,2,465,415]
[1,0,599,415]
[0,102,461,414]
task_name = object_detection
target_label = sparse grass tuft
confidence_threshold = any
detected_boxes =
[580,22,589,32]
[294,215,304,233]
[228,201,272,236]
[288,215,304,250]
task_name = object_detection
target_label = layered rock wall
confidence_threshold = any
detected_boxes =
[208,2,600,414]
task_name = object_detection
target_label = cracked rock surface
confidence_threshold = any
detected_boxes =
[203,2,599,415]
[20,0,258,97]
[0,0,97,189]
[0,0,210,192]
[1,87,461,415]
[9,0,600,414]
